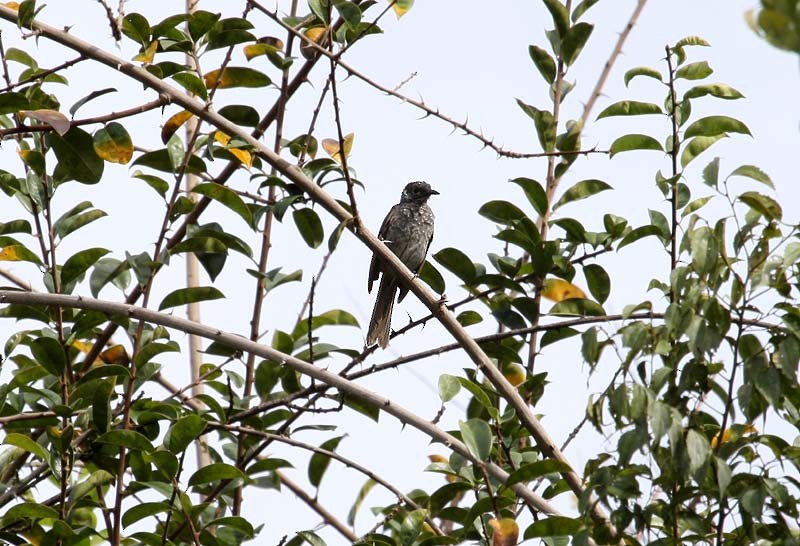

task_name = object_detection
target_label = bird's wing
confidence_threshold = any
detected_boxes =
[368,204,400,293]
[414,225,434,275]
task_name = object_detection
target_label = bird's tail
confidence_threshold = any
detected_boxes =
[366,274,397,348]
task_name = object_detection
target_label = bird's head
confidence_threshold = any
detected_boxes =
[400,180,439,204]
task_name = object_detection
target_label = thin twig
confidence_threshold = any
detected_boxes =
[248,0,606,160]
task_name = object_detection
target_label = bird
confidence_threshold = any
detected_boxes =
[367,181,439,348]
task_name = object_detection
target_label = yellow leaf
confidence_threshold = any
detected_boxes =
[322,133,354,164]
[228,148,252,169]
[72,341,94,354]
[392,0,414,18]
[100,344,130,365]
[711,423,757,449]
[488,518,519,546]
[0,246,25,261]
[20,109,70,135]
[1,2,20,10]
[161,110,194,144]
[301,27,326,59]
[214,131,231,146]
[244,37,284,60]
[93,122,133,164]
[502,363,526,387]
[203,68,227,89]
[541,278,586,302]
[428,454,459,482]
[134,40,158,64]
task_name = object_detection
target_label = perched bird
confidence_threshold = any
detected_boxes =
[367,181,439,348]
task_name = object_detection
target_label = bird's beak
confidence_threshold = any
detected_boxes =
[428,188,440,196]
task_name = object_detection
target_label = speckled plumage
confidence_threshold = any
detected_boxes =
[367,181,438,348]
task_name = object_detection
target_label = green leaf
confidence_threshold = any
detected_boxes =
[334,1,361,30]
[122,13,151,46]
[617,224,663,249]
[5,47,37,68]
[308,0,331,23]
[188,462,246,486]
[341,394,380,423]
[54,202,107,239]
[0,91,30,114]
[517,100,555,152]
[673,35,711,49]
[506,459,572,486]
[96,430,154,452]
[479,200,527,225]
[347,479,377,527]
[549,298,605,316]
[90,257,130,297]
[188,10,221,41]
[5,503,59,521]
[191,182,254,227]
[683,83,744,101]
[739,191,782,221]
[30,337,66,376]
[684,115,751,138]
[61,247,110,286]
[4,432,49,462]
[172,72,208,100]
[553,179,612,210]
[686,429,710,473]
[583,264,610,304]
[561,22,593,65]
[418,260,445,294]
[69,87,117,116]
[675,60,713,80]
[158,286,225,310]
[203,66,271,89]
[308,436,344,488]
[433,248,476,283]
[218,104,260,127]
[572,0,601,21]
[690,226,719,276]
[438,374,461,402]
[91,380,113,433]
[293,208,324,249]
[0,244,43,265]
[93,122,134,165]
[682,195,714,218]
[164,414,207,454]
[132,149,206,174]
[122,502,170,528]
[291,308,359,339]
[132,171,169,197]
[510,177,548,216]
[48,127,104,184]
[542,0,569,38]
[680,135,726,167]
[702,157,720,188]
[459,419,492,460]
[609,134,663,156]
[623,66,663,86]
[524,516,582,538]
[597,100,663,119]
[729,165,774,189]
[457,310,483,327]
[528,45,556,84]
[297,530,328,546]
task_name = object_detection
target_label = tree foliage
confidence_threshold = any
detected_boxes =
[0,1,797,546]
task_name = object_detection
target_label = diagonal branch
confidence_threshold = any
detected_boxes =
[0,7,613,531]
[0,289,559,517]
